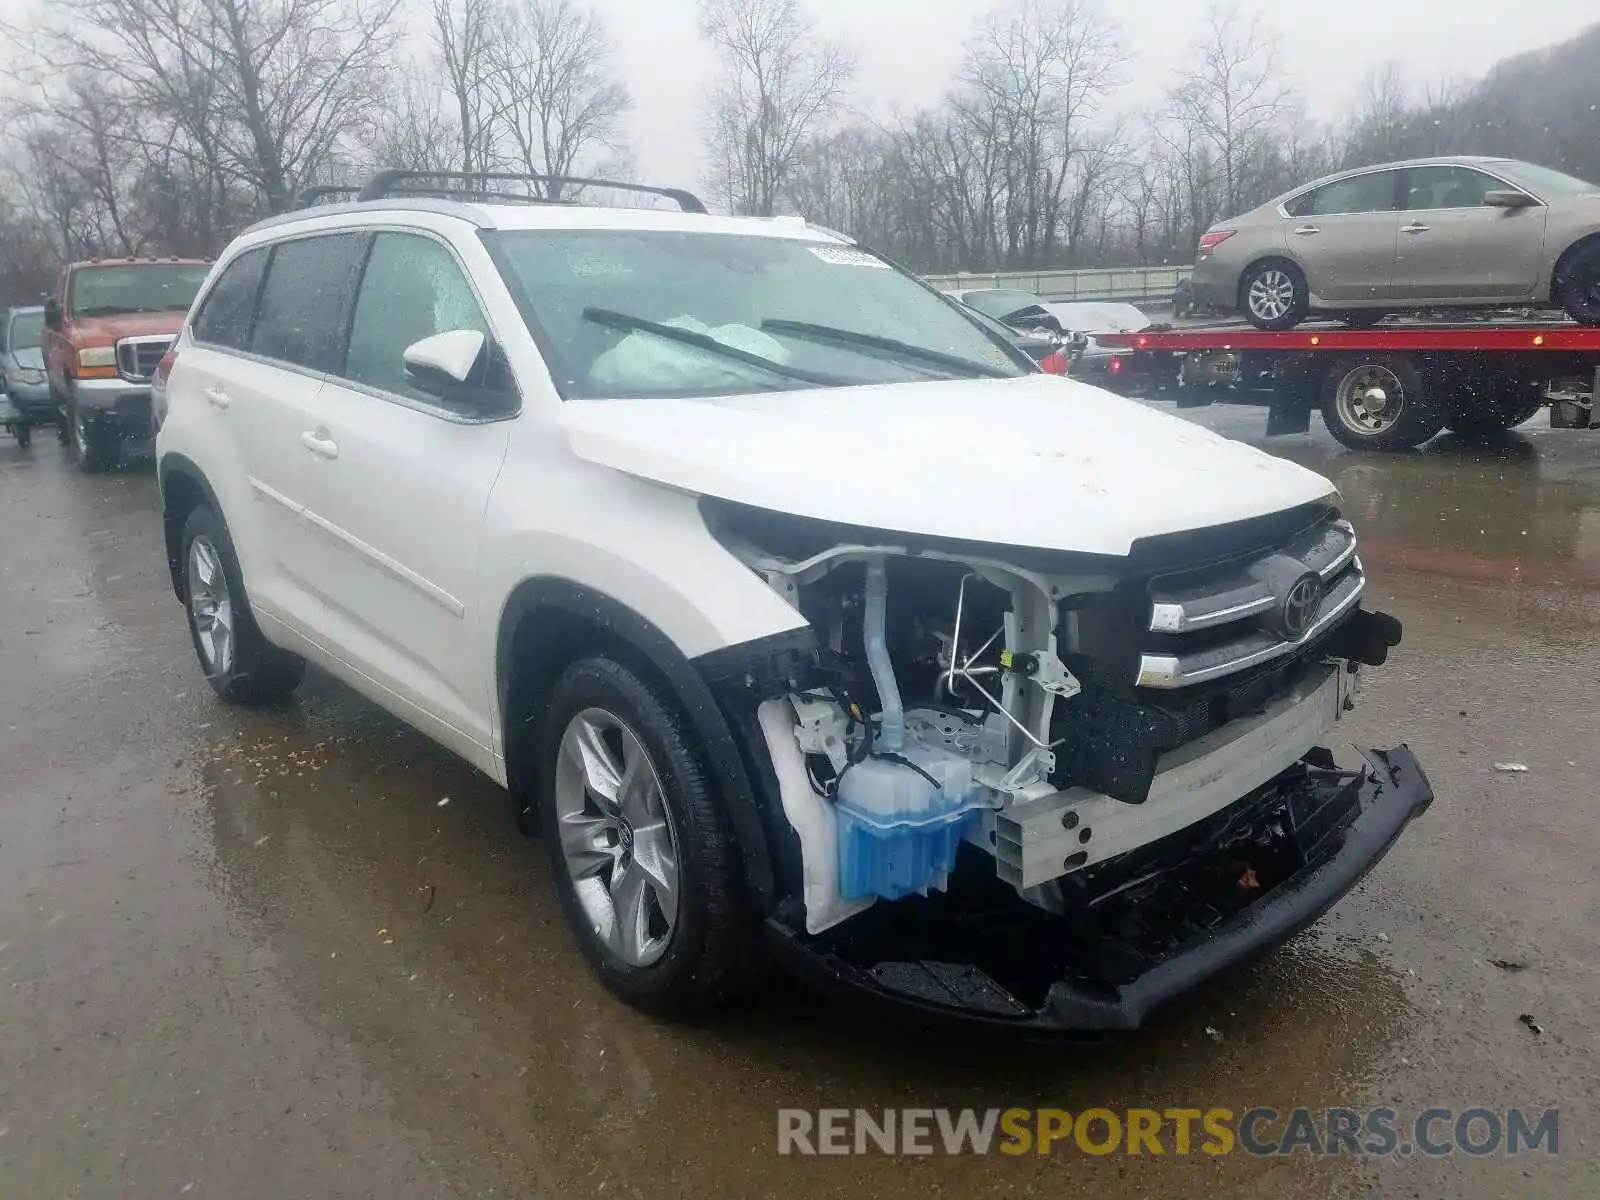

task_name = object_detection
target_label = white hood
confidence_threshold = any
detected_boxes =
[560,374,1336,558]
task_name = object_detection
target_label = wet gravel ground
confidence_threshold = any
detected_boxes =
[1,403,1598,1199]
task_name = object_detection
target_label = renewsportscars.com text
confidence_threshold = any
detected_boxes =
[776,1106,1559,1157]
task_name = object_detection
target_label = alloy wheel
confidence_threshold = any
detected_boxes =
[553,707,680,968]
[187,534,235,676]
[1247,269,1296,322]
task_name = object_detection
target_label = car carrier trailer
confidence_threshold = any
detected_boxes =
[1092,321,1600,451]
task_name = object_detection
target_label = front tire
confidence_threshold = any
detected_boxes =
[1320,354,1443,451]
[1555,241,1600,326]
[71,403,119,474]
[538,657,754,1017]
[180,505,305,704]
[1240,260,1309,330]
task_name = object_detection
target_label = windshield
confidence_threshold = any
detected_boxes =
[1498,161,1597,198]
[67,265,208,318]
[490,231,1028,398]
[7,310,44,350]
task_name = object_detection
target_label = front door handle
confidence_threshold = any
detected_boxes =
[300,429,339,460]
[204,385,230,409]
[1402,223,1431,234]
[1292,225,1320,236]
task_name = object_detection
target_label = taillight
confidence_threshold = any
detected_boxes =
[1109,356,1124,375]
[1197,229,1236,258]
[1039,350,1069,376]
[151,346,178,433]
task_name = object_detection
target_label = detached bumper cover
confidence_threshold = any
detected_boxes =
[766,745,1432,1032]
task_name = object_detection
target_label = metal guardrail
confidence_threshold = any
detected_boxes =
[924,265,1191,304]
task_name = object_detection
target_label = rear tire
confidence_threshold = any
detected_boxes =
[1320,354,1443,451]
[14,423,31,449]
[180,505,305,705]
[537,656,755,1017]
[1444,379,1544,437]
[1555,240,1600,326]
[1240,260,1309,330]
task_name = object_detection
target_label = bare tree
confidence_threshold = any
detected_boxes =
[364,65,467,175]
[490,0,630,197]
[15,0,403,216]
[432,0,499,175]
[959,0,1124,267]
[700,0,854,216]
[1168,5,1290,218]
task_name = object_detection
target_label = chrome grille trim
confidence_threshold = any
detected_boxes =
[116,335,174,383]
[1138,516,1364,690]
[1138,566,1365,689]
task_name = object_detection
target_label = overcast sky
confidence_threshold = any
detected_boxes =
[589,0,1597,191]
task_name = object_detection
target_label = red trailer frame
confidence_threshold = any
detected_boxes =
[1092,321,1600,451]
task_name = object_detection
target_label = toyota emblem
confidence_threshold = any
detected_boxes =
[1278,574,1322,639]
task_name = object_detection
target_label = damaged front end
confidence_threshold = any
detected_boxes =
[694,498,1433,1031]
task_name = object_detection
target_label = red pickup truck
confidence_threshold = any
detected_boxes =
[43,257,211,472]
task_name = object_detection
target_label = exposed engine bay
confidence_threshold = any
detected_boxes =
[706,499,1405,938]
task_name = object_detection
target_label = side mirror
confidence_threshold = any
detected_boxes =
[43,298,62,331]
[402,329,516,414]
[1484,190,1537,209]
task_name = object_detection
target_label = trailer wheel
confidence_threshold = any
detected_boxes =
[1320,355,1443,451]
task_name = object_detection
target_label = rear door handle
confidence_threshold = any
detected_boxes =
[1402,223,1431,234]
[1292,225,1320,236]
[300,429,339,460]
[204,385,230,409]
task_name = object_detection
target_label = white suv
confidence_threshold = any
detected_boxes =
[156,172,1433,1030]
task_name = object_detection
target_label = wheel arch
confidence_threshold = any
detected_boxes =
[1549,230,1600,302]
[158,453,225,601]
[496,576,779,910]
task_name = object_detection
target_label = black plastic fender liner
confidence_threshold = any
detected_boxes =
[156,453,230,601]
[764,745,1434,1033]
[496,577,801,910]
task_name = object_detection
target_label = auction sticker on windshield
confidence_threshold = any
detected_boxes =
[807,246,890,268]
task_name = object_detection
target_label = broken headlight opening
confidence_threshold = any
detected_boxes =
[696,500,1431,1029]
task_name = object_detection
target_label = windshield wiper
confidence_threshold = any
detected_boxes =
[761,319,1014,379]
[582,308,850,387]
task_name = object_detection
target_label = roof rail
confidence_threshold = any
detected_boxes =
[293,185,364,208]
[355,170,708,214]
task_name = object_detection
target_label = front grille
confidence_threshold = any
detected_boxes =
[1135,515,1364,690]
[116,337,173,382]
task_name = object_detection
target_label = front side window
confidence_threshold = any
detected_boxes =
[344,233,489,399]
[191,249,269,350]
[1287,172,1398,217]
[250,234,369,373]
[67,264,209,318]
[490,230,1029,399]
[1402,166,1500,210]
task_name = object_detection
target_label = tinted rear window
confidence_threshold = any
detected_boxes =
[250,234,369,372]
[191,249,269,350]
